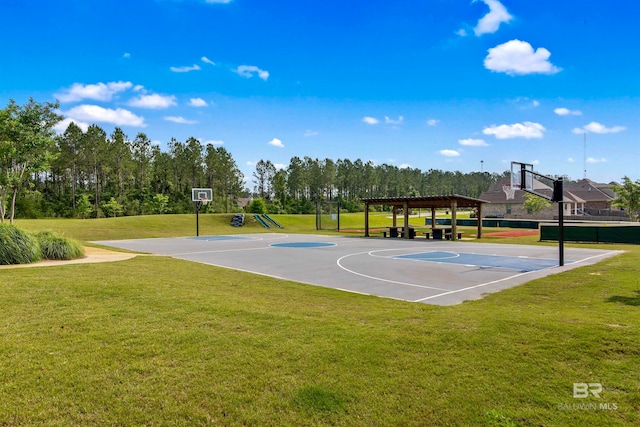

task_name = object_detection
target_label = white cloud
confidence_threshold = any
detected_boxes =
[459,138,488,147]
[385,116,404,125]
[363,116,379,125]
[274,163,286,170]
[123,52,131,58]
[554,107,582,116]
[304,129,318,137]
[56,81,133,102]
[483,121,546,139]
[587,157,607,164]
[204,140,224,146]
[484,39,561,75]
[201,56,215,65]
[455,29,468,37]
[170,64,201,73]
[268,138,284,148]
[439,149,461,157]
[65,105,145,126]
[129,94,177,109]
[399,163,412,169]
[189,98,208,107]
[474,0,513,36]
[568,157,575,162]
[205,0,232,3]
[426,119,440,126]
[234,65,269,80]
[54,117,90,134]
[532,100,540,107]
[164,116,198,124]
[572,122,626,134]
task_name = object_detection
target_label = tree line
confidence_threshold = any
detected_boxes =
[1,98,505,222]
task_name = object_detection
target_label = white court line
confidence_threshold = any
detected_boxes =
[414,270,538,302]
[336,251,450,292]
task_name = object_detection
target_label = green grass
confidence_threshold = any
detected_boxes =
[3,215,639,425]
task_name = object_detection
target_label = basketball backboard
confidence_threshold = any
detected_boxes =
[510,162,534,191]
[191,188,213,203]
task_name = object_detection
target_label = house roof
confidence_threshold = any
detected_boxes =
[479,177,616,204]
[563,179,615,202]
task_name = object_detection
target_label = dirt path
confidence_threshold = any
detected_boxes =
[0,247,137,270]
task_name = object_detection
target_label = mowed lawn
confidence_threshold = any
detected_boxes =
[2,215,639,426]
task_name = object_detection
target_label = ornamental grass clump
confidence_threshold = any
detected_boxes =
[0,223,41,265]
[33,230,85,260]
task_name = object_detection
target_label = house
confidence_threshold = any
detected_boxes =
[479,177,621,220]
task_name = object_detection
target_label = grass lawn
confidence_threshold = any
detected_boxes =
[2,215,639,425]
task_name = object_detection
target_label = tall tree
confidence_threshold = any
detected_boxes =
[107,127,133,198]
[131,132,152,189]
[0,98,62,223]
[205,144,244,212]
[82,124,109,216]
[54,122,84,212]
[253,159,275,200]
[612,176,640,221]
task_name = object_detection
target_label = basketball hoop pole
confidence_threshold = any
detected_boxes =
[557,178,564,266]
[195,200,202,236]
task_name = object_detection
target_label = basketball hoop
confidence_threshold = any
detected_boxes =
[199,197,209,206]
[502,184,517,200]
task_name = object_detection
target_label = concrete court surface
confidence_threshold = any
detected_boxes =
[95,233,622,306]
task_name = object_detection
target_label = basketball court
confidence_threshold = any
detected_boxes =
[94,233,621,305]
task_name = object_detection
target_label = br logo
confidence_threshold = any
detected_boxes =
[573,383,602,398]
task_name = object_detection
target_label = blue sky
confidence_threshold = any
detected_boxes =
[1,0,638,184]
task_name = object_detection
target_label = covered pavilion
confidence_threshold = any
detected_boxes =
[362,195,487,240]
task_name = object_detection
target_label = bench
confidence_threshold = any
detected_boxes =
[400,228,416,239]
[445,232,463,240]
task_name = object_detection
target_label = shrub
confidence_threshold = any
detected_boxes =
[247,198,266,214]
[32,230,85,260]
[0,224,42,265]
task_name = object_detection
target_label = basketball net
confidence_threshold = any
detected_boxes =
[200,197,209,205]
[502,185,517,200]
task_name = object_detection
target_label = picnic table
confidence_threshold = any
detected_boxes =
[384,226,416,239]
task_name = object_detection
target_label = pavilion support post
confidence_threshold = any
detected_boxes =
[451,200,458,240]
[392,206,397,227]
[364,202,370,237]
[403,202,409,239]
[477,204,483,239]
[431,207,436,230]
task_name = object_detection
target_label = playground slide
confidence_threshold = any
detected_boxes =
[263,214,283,228]
[254,215,270,229]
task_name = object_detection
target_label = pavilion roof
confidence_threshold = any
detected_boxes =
[362,194,487,209]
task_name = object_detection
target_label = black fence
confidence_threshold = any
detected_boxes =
[541,225,640,244]
[425,218,540,229]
